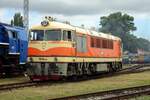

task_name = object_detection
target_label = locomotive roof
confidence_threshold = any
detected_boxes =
[0,22,24,30]
[31,21,121,41]
[0,22,27,41]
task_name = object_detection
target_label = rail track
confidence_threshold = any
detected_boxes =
[0,81,36,91]
[0,64,149,92]
[50,85,150,100]
[83,63,150,81]
[121,63,150,72]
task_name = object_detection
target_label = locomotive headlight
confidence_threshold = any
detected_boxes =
[41,20,49,27]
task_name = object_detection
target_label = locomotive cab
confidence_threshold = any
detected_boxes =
[29,29,75,42]
[28,20,77,80]
[28,20,76,57]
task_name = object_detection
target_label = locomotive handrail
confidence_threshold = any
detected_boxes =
[8,52,20,55]
[0,42,9,45]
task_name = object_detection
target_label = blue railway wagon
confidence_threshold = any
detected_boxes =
[0,23,28,75]
[138,55,150,63]
[144,55,150,63]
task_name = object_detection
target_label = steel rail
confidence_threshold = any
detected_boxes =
[50,85,150,100]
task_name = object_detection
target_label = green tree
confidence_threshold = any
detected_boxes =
[136,38,150,51]
[11,13,23,27]
[100,12,136,37]
[99,12,150,53]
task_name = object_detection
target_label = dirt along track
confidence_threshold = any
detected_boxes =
[0,63,149,92]
[50,85,150,100]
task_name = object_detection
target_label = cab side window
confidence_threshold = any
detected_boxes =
[63,30,73,41]
[8,31,18,39]
[12,31,17,39]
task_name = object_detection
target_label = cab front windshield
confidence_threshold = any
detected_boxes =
[30,30,61,41]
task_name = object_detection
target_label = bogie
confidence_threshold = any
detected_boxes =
[27,62,122,81]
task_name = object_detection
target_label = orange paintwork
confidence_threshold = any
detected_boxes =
[28,35,121,58]
[28,47,75,57]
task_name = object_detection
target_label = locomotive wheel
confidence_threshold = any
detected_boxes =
[89,63,97,75]
[82,63,86,75]
[113,62,121,72]
[82,63,88,75]
[115,62,122,71]
[77,64,82,76]
[108,62,115,72]
[119,62,122,70]
[71,75,78,81]
[61,76,67,81]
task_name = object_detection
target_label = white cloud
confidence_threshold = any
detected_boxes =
[29,12,100,29]
[0,9,5,21]
[1,0,150,16]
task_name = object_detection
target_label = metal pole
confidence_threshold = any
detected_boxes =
[24,0,29,38]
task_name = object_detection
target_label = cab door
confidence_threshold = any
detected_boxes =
[8,30,19,54]
[62,30,76,56]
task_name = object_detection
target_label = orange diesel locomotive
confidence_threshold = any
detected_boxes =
[27,18,122,81]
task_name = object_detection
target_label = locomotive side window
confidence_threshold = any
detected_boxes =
[63,30,73,41]
[63,31,67,41]
[91,36,113,49]
[30,30,44,41]
[96,38,101,48]
[109,40,113,49]
[12,32,17,38]
[102,39,107,48]
[91,37,94,47]
[67,31,72,41]
[45,30,61,41]
[8,31,17,39]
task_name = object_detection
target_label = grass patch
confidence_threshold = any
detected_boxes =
[130,95,150,100]
[0,76,29,85]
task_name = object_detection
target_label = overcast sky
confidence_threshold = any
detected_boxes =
[0,0,150,40]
